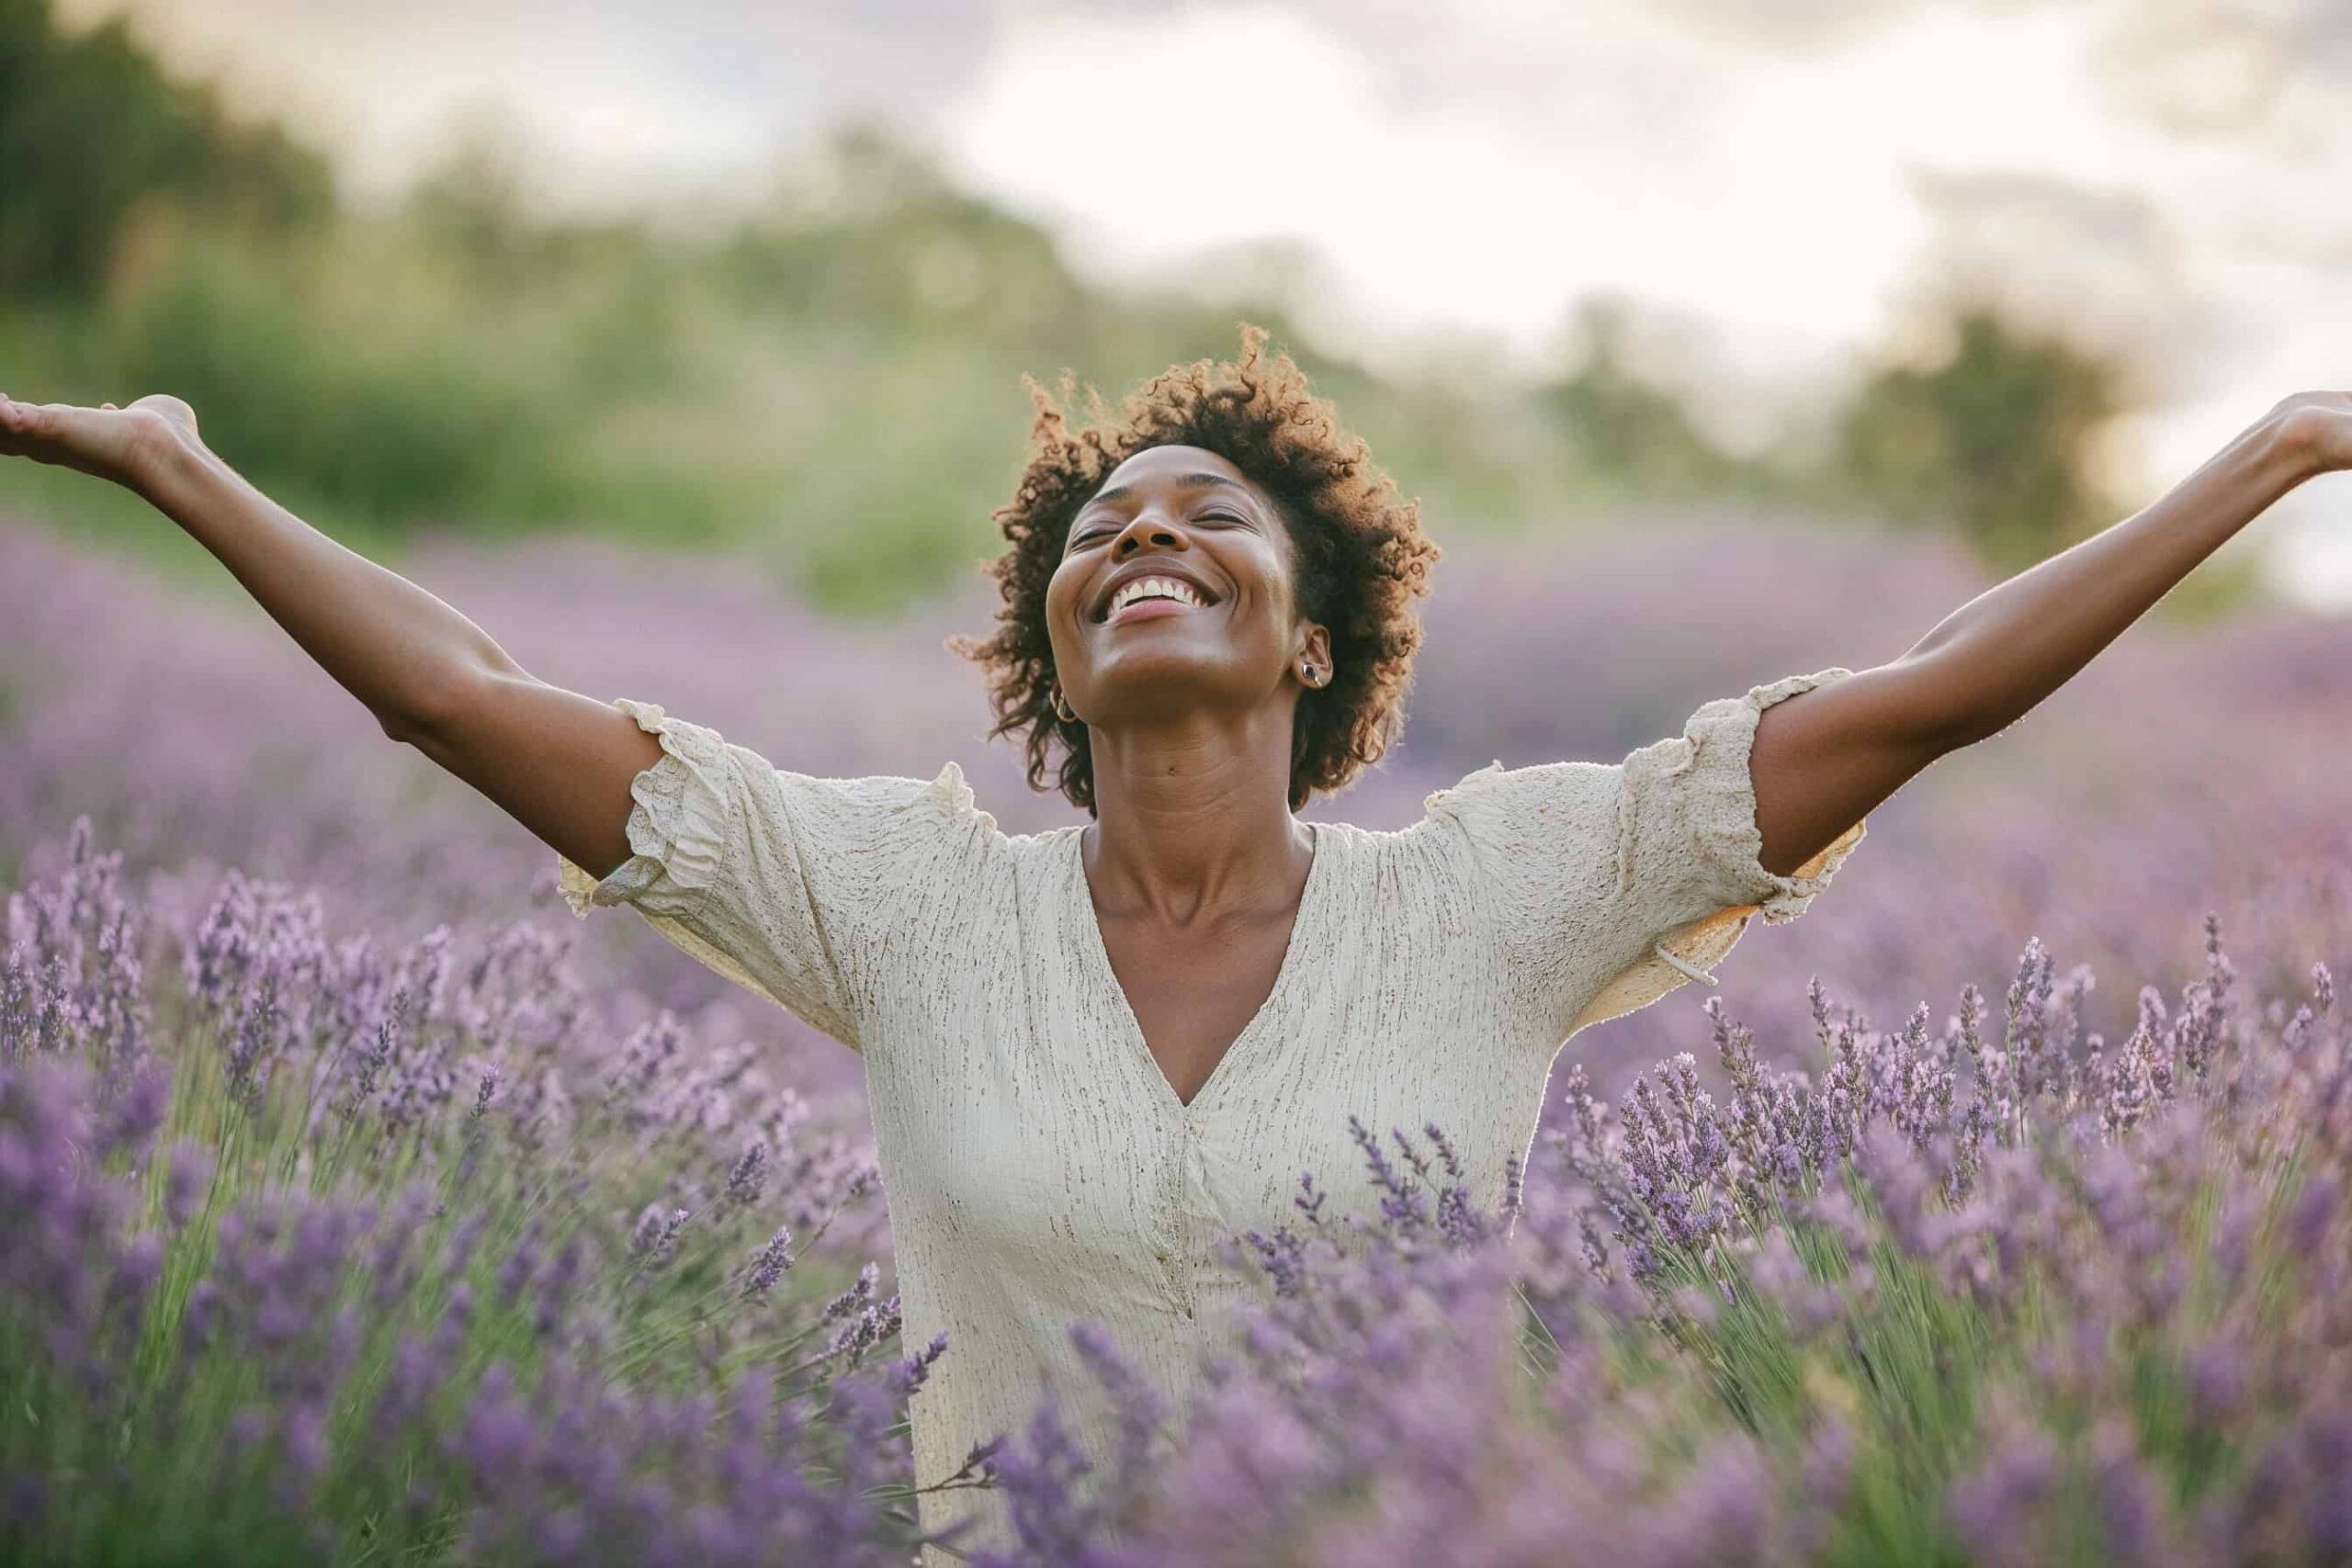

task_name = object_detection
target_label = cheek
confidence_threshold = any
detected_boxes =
[1043,567,1085,652]
[1236,544,1301,628]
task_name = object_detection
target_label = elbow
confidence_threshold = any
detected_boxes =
[1935,705,2020,754]
[1884,651,2002,756]
[379,706,446,748]
[1922,714,1988,756]
[378,704,443,748]
[379,665,503,747]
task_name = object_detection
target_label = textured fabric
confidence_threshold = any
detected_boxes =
[555,671,1868,1557]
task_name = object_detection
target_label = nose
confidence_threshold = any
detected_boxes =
[1109,509,1190,558]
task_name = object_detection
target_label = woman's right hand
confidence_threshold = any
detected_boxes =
[0,391,202,490]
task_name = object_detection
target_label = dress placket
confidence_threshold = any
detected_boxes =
[1149,1103,1192,1315]
[1071,825,1328,1329]
[1168,1110,1214,1321]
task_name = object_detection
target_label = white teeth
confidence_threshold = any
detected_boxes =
[1109,576,1204,615]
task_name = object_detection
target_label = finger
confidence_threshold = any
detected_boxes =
[0,400,96,453]
[0,399,37,456]
[0,399,57,457]
[101,401,117,411]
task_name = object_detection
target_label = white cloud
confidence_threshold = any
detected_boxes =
[52,0,2352,568]
[2088,0,2352,136]
[59,0,1001,210]
[938,4,2133,439]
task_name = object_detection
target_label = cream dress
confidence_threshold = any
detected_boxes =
[556,667,1868,1558]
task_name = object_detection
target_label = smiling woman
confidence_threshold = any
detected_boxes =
[0,326,1905,1565]
[524,324,1876,1560]
[526,323,1873,1561]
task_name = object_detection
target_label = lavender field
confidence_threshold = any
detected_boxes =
[7,510,2352,1563]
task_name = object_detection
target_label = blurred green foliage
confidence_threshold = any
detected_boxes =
[1542,298,1761,502]
[1828,306,2128,578]
[0,0,330,300]
[1,0,2221,616]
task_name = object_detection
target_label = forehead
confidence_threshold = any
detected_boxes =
[1089,443,1259,503]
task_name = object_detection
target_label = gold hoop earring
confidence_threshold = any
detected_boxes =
[1053,686,1078,724]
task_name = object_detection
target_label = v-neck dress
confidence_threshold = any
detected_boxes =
[555,667,1869,1557]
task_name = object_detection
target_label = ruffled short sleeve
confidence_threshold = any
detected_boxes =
[554,698,998,1052]
[1424,669,1869,1043]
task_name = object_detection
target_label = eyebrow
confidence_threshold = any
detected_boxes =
[1080,472,1254,511]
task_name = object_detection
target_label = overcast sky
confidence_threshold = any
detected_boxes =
[59,0,2352,599]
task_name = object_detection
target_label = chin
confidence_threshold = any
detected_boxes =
[1088,651,1261,716]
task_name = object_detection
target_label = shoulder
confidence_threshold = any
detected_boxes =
[754,761,1012,919]
[798,760,990,818]
[1297,813,1494,950]
[1417,758,1623,846]
[1305,806,1486,893]
[772,760,1004,840]
[1297,762,1622,872]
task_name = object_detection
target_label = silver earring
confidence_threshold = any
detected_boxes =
[1302,663,1323,688]
[1053,686,1078,724]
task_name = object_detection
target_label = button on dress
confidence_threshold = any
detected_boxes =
[555,667,1869,1558]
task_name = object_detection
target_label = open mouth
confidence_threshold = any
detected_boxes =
[1094,574,1216,625]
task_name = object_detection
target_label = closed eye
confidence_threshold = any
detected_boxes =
[1068,513,1239,547]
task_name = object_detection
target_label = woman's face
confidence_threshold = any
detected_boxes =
[1044,443,1329,728]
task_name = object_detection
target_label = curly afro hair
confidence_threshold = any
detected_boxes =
[949,323,1442,815]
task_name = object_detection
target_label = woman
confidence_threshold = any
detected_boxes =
[3,328,2344,1556]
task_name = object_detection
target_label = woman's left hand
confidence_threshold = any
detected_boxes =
[2271,390,2352,479]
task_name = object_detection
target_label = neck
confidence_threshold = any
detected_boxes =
[1081,702,1311,922]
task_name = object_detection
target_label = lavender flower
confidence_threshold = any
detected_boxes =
[741,1225,797,1300]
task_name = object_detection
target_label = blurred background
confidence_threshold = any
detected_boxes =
[5,0,2349,1104]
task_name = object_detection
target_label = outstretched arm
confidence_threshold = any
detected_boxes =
[1746,392,2346,879]
[0,392,662,877]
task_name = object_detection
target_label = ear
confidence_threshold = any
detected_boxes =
[1294,622,1333,687]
